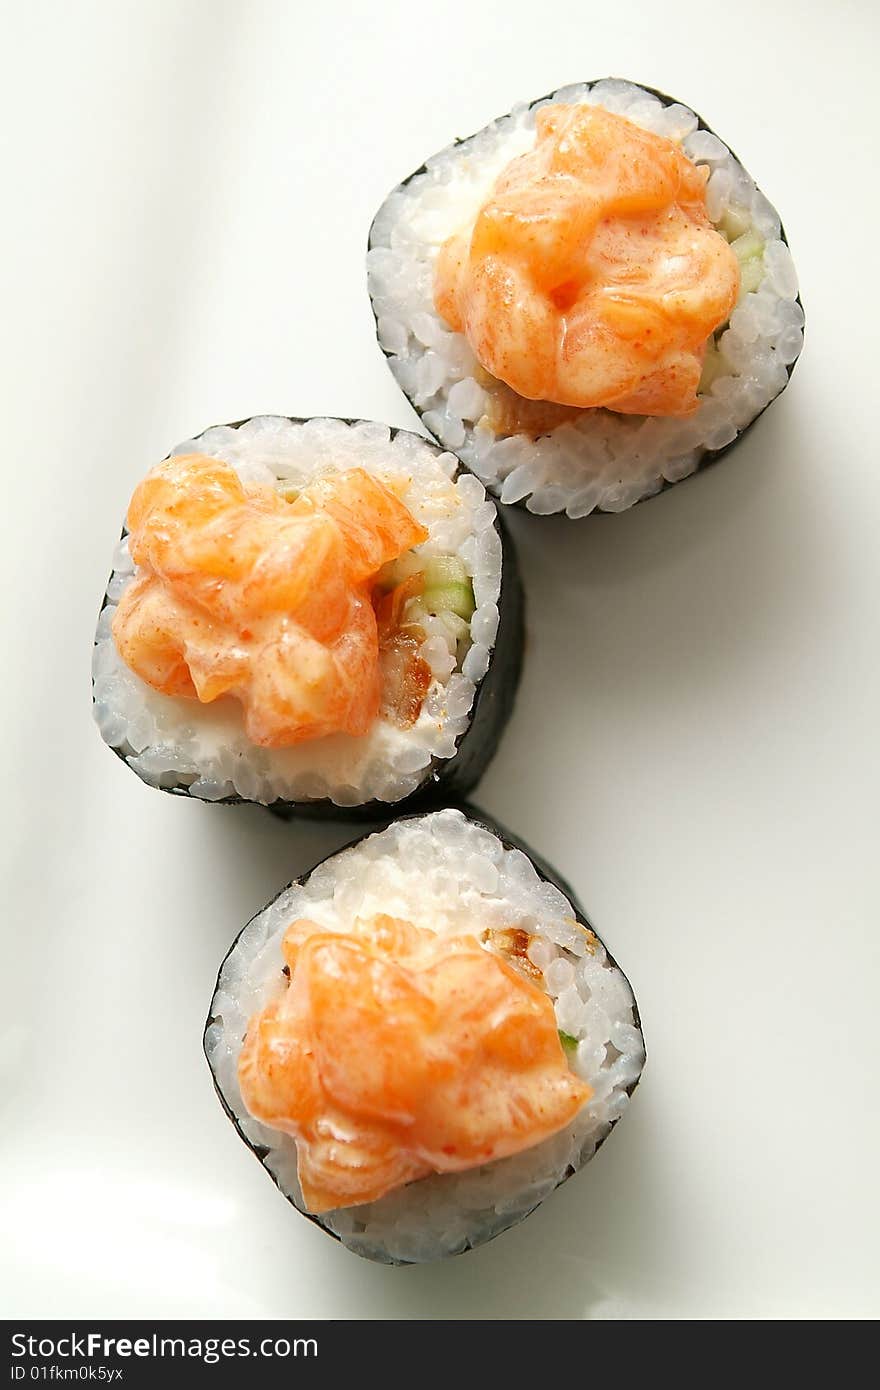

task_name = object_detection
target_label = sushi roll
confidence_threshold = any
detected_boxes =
[368,78,804,515]
[92,417,522,814]
[204,807,645,1264]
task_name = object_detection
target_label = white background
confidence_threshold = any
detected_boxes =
[2,0,878,1320]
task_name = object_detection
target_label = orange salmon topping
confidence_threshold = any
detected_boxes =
[112,455,428,746]
[238,915,592,1213]
[434,105,740,418]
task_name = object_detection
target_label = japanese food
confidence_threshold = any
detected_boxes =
[92,417,522,812]
[368,78,803,515]
[205,808,645,1263]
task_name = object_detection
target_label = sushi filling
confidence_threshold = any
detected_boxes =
[237,913,592,1214]
[368,78,803,514]
[112,457,431,746]
[93,418,503,806]
[206,810,645,1264]
[434,104,741,418]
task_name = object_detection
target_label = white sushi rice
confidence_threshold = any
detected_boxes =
[205,810,645,1264]
[368,78,804,515]
[92,418,503,807]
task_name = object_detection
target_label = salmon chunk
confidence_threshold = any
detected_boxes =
[112,456,428,745]
[239,915,592,1213]
[434,105,740,417]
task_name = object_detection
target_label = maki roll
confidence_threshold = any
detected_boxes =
[92,417,522,813]
[368,78,803,515]
[204,808,645,1264]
